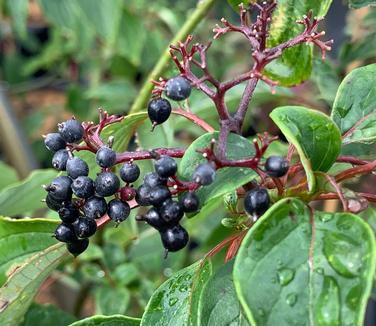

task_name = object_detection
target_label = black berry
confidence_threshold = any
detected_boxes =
[54,224,77,243]
[135,185,152,206]
[44,133,66,152]
[73,217,97,238]
[95,172,120,197]
[159,199,184,224]
[120,162,140,183]
[155,156,177,178]
[67,238,89,257]
[139,207,167,230]
[52,149,69,171]
[45,176,72,201]
[58,202,79,223]
[143,172,167,188]
[83,196,108,219]
[72,176,95,198]
[66,157,89,179]
[58,119,84,143]
[96,146,116,168]
[179,192,200,212]
[244,188,270,216]
[160,225,189,252]
[192,163,216,185]
[149,186,171,206]
[165,76,192,101]
[148,98,172,125]
[265,156,289,178]
[45,193,63,211]
[107,199,130,223]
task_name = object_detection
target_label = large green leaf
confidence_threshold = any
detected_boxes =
[331,64,376,145]
[179,132,258,205]
[348,0,376,8]
[0,169,57,216]
[265,0,333,86]
[70,315,140,326]
[21,303,76,326]
[233,198,376,326]
[0,161,18,191]
[94,286,130,315]
[6,0,28,39]
[270,106,341,192]
[37,0,80,30]
[141,260,212,326]
[0,243,67,326]
[198,261,249,326]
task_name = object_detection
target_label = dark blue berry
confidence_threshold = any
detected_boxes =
[107,199,130,223]
[54,224,77,243]
[73,217,97,238]
[148,98,171,125]
[192,163,216,185]
[179,192,199,212]
[72,176,95,198]
[67,238,89,257]
[159,199,184,224]
[58,119,84,143]
[135,185,152,206]
[58,202,79,223]
[95,172,120,197]
[143,172,167,188]
[160,225,189,252]
[45,176,72,201]
[138,207,167,230]
[96,146,116,168]
[44,133,66,152]
[66,157,89,179]
[265,156,289,178]
[83,196,107,219]
[45,193,64,211]
[244,188,270,216]
[155,156,177,178]
[165,76,192,101]
[120,162,140,183]
[52,149,69,171]
[149,186,171,206]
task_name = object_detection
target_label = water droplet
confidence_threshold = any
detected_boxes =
[168,297,178,306]
[255,242,262,251]
[277,268,295,286]
[286,293,297,307]
[336,218,352,231]
[184,274,192,281]
[258,308,265,316]
[315,276,340,326]
[315,267,324,275]
[345,284,363,310]
[277,259,283,268]
[319,213,333,223]
[179,285,189,292]
[271,276,277,284]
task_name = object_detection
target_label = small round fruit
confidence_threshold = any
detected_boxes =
[66,157,89,179]
[83,196,107,219]
[45,176,72,201]
[58,202,79,223]
[159,199,184,224]
[155,155,177,178]
[148,186,171,206]
[165,76,192,101]
[265,156,289,178]
[45,193,64,211]
[244,188,270,216]
[107,199,130,223]
[139,207,167,230]
[120,162,140,183]
[96,146,116,168]
[73,217,97,238]
[192,163,216,185]
[179,192,199,212]
[143,172,167,188]
[67,238,89,257]
[54,224,77,243]
[44,133,66,152]
[72,176,95,199]
[58,119,84,143]
[120,186,136,202]
[95,172,120,197]
[135,185,151,206]
[52,149,69,171]
[147,98,171,125]
[160,225,189,252]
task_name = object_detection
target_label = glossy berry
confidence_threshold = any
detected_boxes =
[160,225,189,252]
[96,146,116,168]
[44,133,66,152]
[120,162,140,183]
[179,192,200,212]
[54,224,77,243]
[58,119,84,143]
[147,98,171,125]
[135,185,152,206]
[58,202,79,223]
[165,76,192,101]
[120,186,136,202]
[83,196,107,219]
[73,217,97,238]
[67,238,89,257]
[45,176,72,201]
[155,156,177,178]
[66,157,89,179]
[192,163,216,185]
[143,172,167,188]
[72,176,95,198]
[139,207,168,230]
[265,156,289,178]
[52,149,69,171]
[149,186,171,206]
[244,188,270,216]
[159,199,184,224]
[95,172,120,197]
[45,193,63,211]
[108,199,130,223]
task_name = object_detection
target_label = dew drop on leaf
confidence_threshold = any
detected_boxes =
[315,276,340,326]
[257,308,265,317]
[319,213,333,223]
[168,297,178,307]
[286,293,297,307]
[277,268,295,286]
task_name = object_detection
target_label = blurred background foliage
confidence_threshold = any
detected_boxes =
[0,0,375,323]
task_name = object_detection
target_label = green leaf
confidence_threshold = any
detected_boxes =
[95,286,130,315]
[69,315,140,326]
[265,0,333,86]
[199,261,249,326]
[227,0,254,11]
[37,0,80,30]
[0,243,67,326]
[137,118,178,149]
[348,0,376,8]
[270,106,341,192]
[179,132,257,205]
[6,0,28,39]
[0,169,57,216]
[332,64,376,145]
[0,161,18,191]
[21,303,76,326]
[233,198,376,326]
[141,260,212,326]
